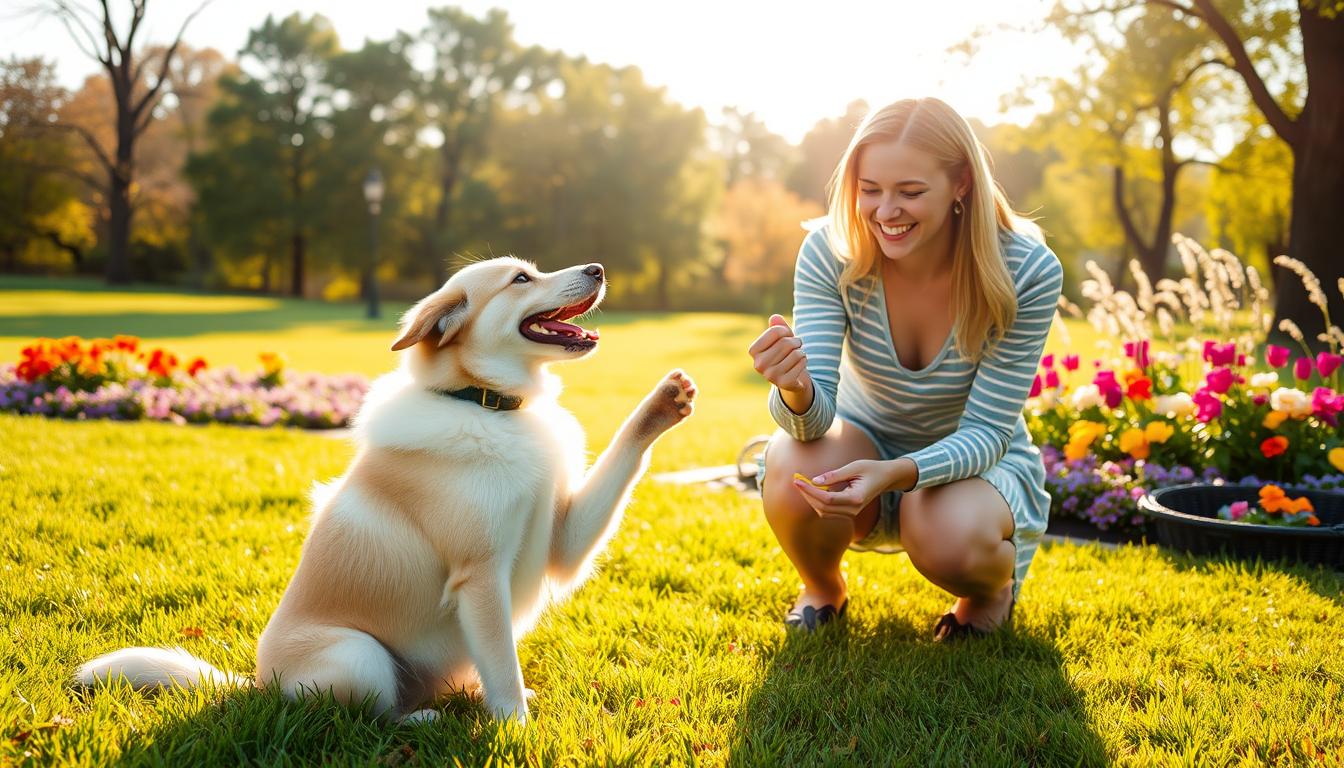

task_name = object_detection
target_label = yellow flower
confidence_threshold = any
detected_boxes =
[1067,420,1106,445]
[1118,427,1150,460]
[1329,447,1344,474]
[1144,420,1174,444]
[1263,410,1289,430]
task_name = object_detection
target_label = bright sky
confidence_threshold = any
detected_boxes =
[6,0,1079,143]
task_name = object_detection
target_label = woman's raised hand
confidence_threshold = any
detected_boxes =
[748,314,812,394]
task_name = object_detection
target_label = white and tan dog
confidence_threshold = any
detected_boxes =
[77,257,695,723]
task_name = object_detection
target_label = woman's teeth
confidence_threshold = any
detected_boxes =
[880,223,914,236]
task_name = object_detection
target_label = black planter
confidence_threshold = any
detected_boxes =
[1138,484,1344,568]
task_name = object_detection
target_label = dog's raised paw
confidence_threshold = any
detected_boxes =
[633,369,696,440]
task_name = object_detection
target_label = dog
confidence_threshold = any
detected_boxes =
[76,256,696,723]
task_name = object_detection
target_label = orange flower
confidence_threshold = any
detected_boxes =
[186,357,208,376]
[1307,515,1321,527]
[1259,484,1289,513]
[1262,410,1289,430]
[1260,436,1289,458]
[113,335,139,353]
[1285,496,1315,514]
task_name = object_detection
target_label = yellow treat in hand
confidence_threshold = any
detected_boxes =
[792,472,832,490]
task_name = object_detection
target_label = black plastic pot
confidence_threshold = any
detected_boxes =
[1138,484,1344,568]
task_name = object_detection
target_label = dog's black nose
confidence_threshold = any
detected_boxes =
[583,264,604,279]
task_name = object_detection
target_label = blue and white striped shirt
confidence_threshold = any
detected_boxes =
[769,226,1063,493]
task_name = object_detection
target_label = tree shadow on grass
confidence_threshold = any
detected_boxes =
[727,619,1108,767]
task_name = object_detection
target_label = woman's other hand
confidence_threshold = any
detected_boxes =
[749,314,812,395]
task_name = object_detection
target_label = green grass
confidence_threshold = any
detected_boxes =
[2,278,1343,766]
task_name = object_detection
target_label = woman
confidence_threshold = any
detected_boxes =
[748,98,1062,640]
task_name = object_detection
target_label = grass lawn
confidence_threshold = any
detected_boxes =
[2,278,1342,766]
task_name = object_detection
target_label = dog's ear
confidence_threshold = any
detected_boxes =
[390,289,469,351]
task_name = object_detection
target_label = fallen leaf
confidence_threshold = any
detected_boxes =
[181,626,204,638]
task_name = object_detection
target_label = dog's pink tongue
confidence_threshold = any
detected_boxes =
[540,319,582,337]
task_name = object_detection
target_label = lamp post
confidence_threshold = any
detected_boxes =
[362,167,385,320]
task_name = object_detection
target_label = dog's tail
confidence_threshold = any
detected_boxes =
[75,647,250,690]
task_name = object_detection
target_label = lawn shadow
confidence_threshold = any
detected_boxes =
[1143,543,1344,607]
[111,684,527,765]
[726,618,1108,767]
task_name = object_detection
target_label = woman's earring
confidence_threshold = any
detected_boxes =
[953,199,963,216]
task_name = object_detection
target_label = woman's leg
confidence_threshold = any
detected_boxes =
[898,477,1016,630]
[760,420,882,612]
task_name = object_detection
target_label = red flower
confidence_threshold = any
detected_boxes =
[1260,436,1289,458]
[186,357,208,376]
[1123,370,1152,400]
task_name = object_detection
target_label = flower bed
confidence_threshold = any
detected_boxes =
[1,336,367,429]
[1029,236,1344,536]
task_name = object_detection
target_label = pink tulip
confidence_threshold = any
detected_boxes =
[1193,389,1223,422]
[1045,369,1060,389]
[1316,352,1342,378]
[1124,339,1151,368]
[1204,367,1234,395]
[1295,356,1314,381]
[1062,354,1080,371]
[1029,374,1043,398]
[1203,341,1236,367]
[1312,386,1344,426]
[1041,354,1054,368]
[1266,345,1290,368]
[1094,370,1123,408]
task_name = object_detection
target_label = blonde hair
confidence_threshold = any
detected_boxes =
[824,98,1041,362]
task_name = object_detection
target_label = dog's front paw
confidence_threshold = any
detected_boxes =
[632,369,696,441]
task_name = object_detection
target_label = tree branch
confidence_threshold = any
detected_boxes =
[1184,0,1299,147]
[131,1,213,127]
[42,122,115,176]
[49,1,108,65]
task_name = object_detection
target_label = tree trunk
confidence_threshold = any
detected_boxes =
[1270,11,1344,352]
[289,143,305,297]
[105,111,135,284]
[431,140,461,286]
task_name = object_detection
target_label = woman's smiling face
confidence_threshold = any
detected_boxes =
[856,140,967,266]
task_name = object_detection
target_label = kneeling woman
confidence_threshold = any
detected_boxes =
[748,97,1062,639]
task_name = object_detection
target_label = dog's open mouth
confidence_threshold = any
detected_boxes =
[520,292,600,348]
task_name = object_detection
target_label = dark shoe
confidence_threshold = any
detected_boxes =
[784,598,848,632]
[932,598,1015,643]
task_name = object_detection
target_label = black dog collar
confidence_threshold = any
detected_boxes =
[434,386,524,411]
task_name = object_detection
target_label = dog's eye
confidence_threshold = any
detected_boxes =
[512,272,531,284]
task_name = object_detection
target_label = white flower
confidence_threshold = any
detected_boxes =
[1070,384,1103,410]
[1249,372,1279,390]
[1029,389,1058,412]
[1270,387,1313,419]
[1153,392,1195,418]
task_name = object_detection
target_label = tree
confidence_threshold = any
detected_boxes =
[191,13,338,296]
[487,58,717,309]
[1042,6,1228,281]
[1057,0,1344,347]
[714,178,823,311]
[710,107,795,186]
[0,58,94,270]
[786,100,868,205]
[414,7,556,284]
[38,0,210,284]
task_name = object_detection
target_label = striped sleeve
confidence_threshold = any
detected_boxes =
[902,240,1064,491]
[767,228,847,440]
